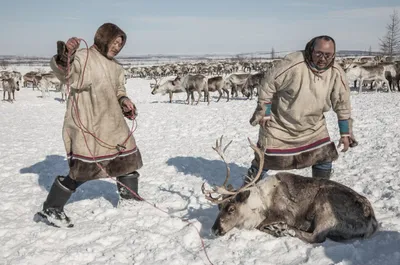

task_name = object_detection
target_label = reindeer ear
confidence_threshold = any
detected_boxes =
[236,190,251,203]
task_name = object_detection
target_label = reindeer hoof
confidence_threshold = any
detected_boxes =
[261,222,291,237]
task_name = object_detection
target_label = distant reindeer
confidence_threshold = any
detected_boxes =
[159,74,208,105]
[202,136,378,243]
[224,73,251,99]
[207,76,229,102]
[150,77,186,103]
[2,77,20,102]
[59,83,67,102]
[23,72,41,90]
[244,72,266,100]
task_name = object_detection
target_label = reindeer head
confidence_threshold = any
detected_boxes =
[212,190,255,236]
[171,75,181,86]
[202,136,265,236]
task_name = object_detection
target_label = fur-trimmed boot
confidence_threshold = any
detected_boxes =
[117,171,143,207]
[312,168,332,179]
[34,176,75,228]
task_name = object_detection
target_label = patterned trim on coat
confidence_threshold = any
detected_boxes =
[265,137,331,156]
[67,147,138,163]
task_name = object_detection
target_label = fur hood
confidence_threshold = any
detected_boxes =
[94,23,127,58]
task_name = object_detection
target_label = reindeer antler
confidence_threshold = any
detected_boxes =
[201,136,265,205]
[201,136,236,203]
[212,135,232,187]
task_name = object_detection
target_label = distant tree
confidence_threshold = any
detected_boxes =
[379,9,400,60]
[271,47,275,59]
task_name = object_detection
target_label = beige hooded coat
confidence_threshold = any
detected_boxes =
[250,51,351,170]
[50,23,142,181]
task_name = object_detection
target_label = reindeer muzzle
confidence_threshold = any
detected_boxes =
[211,224,226,236]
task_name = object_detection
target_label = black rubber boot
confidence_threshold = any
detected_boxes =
[243,166,267,185]
[117,171,142,201]
[35,176,75,228]
[312,168,332,179]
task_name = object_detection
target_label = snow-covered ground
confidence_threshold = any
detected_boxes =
[1,69,399,265]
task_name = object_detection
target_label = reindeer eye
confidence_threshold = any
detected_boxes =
[228,206,235,214]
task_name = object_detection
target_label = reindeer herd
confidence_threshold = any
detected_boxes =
[143,60,273,104]
[1,55,400,104]
[150,71,267,105]
[128,60,271,79]
[0,70,67,102]
[146,56,400,105]
[338,56,400,93]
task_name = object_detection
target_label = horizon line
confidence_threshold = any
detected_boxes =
[0,49,391,59]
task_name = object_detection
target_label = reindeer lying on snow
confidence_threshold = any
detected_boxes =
[202,137,378,243]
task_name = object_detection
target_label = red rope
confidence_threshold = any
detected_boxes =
[66,39,135,149]
[64,39,214,265]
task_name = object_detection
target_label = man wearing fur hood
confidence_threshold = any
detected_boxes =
[247,35,357,183]
[36,23,143,227]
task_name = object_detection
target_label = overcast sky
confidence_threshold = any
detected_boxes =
[1,0,399,57]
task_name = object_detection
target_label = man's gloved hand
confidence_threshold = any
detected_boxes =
[56,37,80,68]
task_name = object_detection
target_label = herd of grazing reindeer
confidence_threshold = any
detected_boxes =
[0,70,67,102]
[1,55,399,103]
[338,56,400,93]
[147,56,400,105]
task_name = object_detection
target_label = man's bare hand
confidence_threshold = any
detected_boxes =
[337,136,350,152]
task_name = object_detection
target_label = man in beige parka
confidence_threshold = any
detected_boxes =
[36,23,143,228]
[247,35,357,183]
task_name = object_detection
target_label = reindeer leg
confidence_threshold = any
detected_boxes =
[196,90,201,105]
[217,89,222,102]
[185,89,190,104]
[225,88,230,102]
[168,91,173,103]
[288,225,330,243]
[257,212,290,237]
[261,219,328,243]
